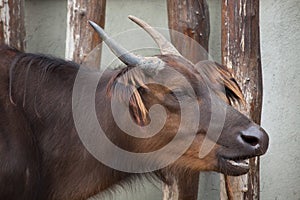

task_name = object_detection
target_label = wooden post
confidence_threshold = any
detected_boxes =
[166,1,210,200]
[167,0,209,63]
[221,0,262,199]
[0,0,25,50]
[65,0,106,68]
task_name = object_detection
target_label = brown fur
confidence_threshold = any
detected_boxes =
[0,45,268,200]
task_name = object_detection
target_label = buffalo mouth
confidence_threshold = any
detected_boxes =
[218,155,254,176]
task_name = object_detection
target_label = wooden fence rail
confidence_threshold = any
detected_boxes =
[0,0,25,50]
[221,0,262,199]
[65,0,106,68]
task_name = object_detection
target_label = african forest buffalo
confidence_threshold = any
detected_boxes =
[0,16,268,200]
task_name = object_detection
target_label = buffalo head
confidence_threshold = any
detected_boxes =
[88,16,269,176]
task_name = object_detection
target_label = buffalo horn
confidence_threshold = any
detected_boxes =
[89,20,166,74]
[128,15,181,56]
[89,20,143,66]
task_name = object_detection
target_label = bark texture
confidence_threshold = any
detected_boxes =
[167,0,210,63]
[0,0,25,50]
[221,0,262,199]
[165,1,210,199]
[65,0,106,68]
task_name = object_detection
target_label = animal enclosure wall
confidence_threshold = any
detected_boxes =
[20,0,300,199]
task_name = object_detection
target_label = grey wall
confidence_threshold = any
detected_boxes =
[24,0,300,200]
[260,0,300,199]
[25,0,67,57]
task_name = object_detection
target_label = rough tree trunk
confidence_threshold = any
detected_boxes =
[165,1,210,199]
[221,0,262,199]
[0,0,25,50]
[65,0,106,68]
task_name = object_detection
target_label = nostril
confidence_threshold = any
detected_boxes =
[238,126,269,154]
[241,134,259,147]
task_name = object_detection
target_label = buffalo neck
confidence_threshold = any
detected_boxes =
[6,50,136,197]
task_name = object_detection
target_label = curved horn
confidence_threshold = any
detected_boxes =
[128,15,181,56]
[88,20,143,66]
[89,20,166,74]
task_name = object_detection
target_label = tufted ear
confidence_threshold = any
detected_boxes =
[106,67,149,126]
[197,61,245,106]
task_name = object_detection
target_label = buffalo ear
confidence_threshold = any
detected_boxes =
[128,87,148,125]
[106,67,149,126]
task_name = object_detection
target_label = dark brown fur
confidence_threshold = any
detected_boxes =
[0,45,268,200]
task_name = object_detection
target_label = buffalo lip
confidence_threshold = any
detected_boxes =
[218,155,253,176]
[226,158,250,169]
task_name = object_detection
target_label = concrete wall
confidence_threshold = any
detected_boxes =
[260,1,300,199]
[24,0,300,199]
[25,0,67,57]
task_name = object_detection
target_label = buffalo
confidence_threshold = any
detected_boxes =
[0,16,268,200]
